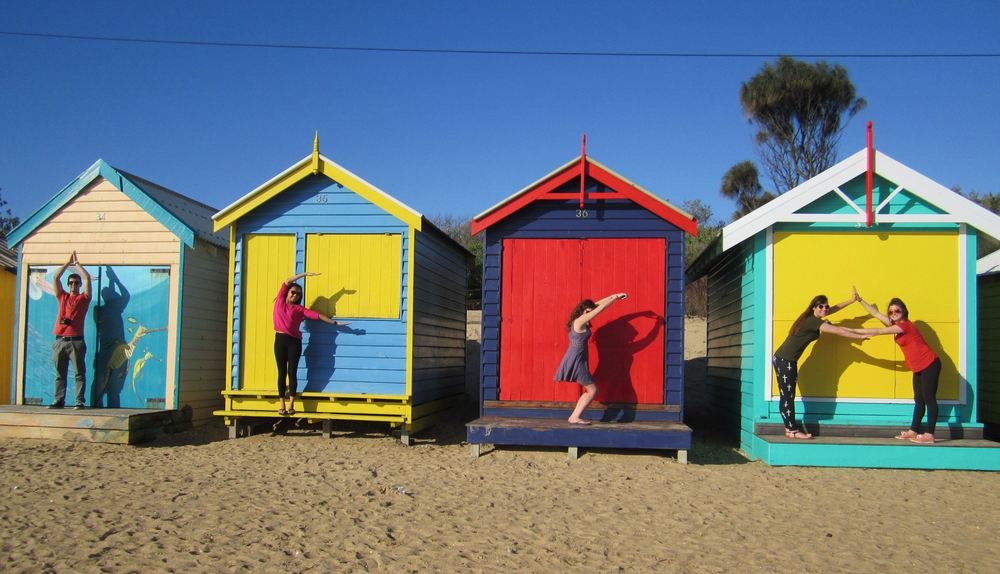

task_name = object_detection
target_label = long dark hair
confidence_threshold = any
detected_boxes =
[790,294,828,336]
[567,299,596,330]
[887,297,909,322]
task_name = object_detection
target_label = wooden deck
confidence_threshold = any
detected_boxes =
[466,415,692,462]
[0,405,178,444]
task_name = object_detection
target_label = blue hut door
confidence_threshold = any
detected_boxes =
[22,265,170,408]
[92,266,170,409]
[22,265,100,406]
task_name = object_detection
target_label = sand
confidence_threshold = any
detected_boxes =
[1,317,998,573]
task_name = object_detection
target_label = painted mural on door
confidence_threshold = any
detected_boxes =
[499,238,666,404]
[23,265,169,408]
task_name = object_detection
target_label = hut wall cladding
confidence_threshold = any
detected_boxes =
[0,270,14,404]
[411,230,468,404]
[979,272,1000,425]
[177,240,229,424]
[480,199,687,409]
[228,174,411,396]
[705,237,759,446]
[19,179,181,263]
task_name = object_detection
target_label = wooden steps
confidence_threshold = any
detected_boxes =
[0,405,177,444]
[466,415,692,462]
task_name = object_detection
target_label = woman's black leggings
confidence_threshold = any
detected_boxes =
[772,356,801,431]
[274,332,303,398]
[910,357,942,434]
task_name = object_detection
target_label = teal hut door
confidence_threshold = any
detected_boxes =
[22,265,170,409]
[92,266,170,408]
[22,265,99,406]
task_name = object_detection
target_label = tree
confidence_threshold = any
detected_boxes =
[741,56,866,193]
[956,188,1000,257]
[719,160,776,220]
[0,187,20,239]
[429,214,483,309]
[682,199,721,317]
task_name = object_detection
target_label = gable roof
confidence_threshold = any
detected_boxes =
[721,148,1000,251]
[471,155,698,236]
[7,159,227,249]
[979,250,1000,276]
[212,137,423,232]
[0,236,16,271]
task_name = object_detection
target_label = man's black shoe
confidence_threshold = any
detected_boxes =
[47,402,65,409]
[73,404,85,410]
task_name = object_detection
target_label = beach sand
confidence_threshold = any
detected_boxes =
[2,317,999,573]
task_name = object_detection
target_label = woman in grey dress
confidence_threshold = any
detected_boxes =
[554,293,627,424]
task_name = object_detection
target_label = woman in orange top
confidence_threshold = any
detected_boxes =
[853,291,941,444]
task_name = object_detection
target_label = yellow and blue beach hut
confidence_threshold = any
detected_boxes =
[211,137,469,443]
[688,146,1000,470]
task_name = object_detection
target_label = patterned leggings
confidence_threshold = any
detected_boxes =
[772,356,801,431]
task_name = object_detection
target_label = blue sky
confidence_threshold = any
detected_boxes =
[2,1,998,229]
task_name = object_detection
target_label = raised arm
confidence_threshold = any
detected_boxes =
[285,271,319,286]
[827,290,858,315]
[850,325,903,337]
[53,253,74,296]
[572,293,627,332]
[73,252,92,298]
[854,286,892,326]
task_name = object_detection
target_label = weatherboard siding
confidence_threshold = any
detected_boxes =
[177,240,228,425]
[411,231,468,404]
[979,273,1000,429]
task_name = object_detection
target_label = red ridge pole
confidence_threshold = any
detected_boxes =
[866,121,874,227]
[579,134,587,209]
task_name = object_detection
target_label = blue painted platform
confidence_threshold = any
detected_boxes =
[750,434,1000,471]
[466,415,691,461]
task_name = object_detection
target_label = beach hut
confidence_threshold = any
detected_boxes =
[978,250,1000,439]
[466,146,697,461]
[0,238,16,405]
[3,160,229,441]
[211,137,469,443]
[687,146,1000,470]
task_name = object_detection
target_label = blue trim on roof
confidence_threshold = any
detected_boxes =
[7,159,196,248]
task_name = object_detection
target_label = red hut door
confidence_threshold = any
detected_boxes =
[499,238,665,404]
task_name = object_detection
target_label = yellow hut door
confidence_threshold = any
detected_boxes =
[240,234,296,391]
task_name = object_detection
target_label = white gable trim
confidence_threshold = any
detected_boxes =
[722,149,1000,251]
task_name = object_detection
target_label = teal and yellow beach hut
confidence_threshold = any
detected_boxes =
[4,160,229,440]
[688,146,1000,470]
[211,137,469,442]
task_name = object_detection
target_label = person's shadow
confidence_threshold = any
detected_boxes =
[303,289,364,393]
[592,311,663,422]
[93,266,129,407]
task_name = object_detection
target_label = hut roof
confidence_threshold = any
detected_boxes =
[6,159,227,249]
[979,250,1000,276]
[0,236,16,271]
[212,135,423,232]
[721,148,1000,251]
[470,155,697,236]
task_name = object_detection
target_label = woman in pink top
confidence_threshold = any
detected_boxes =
[274,272,346,416]
[853,291,941,444]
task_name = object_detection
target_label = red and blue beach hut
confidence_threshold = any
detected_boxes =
[466,143,697,460]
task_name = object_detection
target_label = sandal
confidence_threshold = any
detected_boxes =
[910,433,935,444]
[784,429,813,440]
[278,408,288,416]
[287,408,296,416]
[895,430,918,440]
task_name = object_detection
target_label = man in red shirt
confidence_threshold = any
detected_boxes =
[49,251,92,410]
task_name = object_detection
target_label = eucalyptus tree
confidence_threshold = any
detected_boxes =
[740,56,866,193]
[720,160,775,220]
